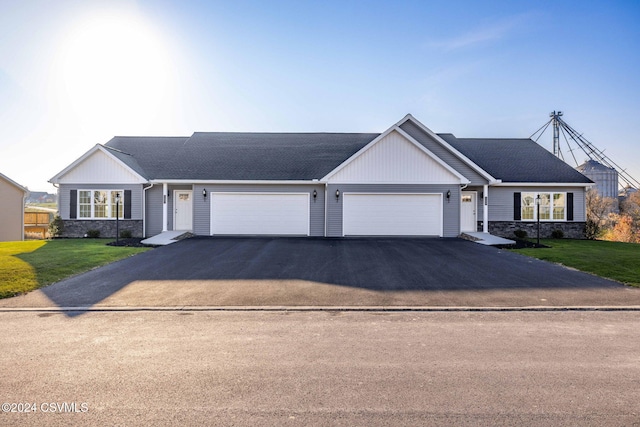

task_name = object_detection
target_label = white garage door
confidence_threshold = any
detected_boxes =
[343,193,442,236]
[210,193,309,235]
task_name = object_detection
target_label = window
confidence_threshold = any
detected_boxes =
[77,190,124,219]
[521,192,566,221]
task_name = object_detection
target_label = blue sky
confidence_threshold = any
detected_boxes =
[1,0,639,191]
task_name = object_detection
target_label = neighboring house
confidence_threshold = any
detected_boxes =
[0,173,27,242]
[49,114,593,239]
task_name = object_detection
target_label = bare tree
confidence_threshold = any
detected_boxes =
[585,188,616,239]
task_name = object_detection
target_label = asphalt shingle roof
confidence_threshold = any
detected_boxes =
[438,134,593,183]
[102,129,591,184]
[105,133,378,180]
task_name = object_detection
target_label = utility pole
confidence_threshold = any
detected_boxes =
[549,110,563,157]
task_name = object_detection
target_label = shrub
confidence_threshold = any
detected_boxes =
[514,229,527,239]
[551,229,564,239]
[119,230,133,239]
[85,229,100,238]
[48,215,64,238]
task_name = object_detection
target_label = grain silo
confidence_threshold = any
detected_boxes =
[576,160,619,199]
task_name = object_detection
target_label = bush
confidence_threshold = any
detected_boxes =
[551,229,564,239]
[85,229,100,238]
[48,215,64,238]
[514,229,527,239]
[119,230,133,239]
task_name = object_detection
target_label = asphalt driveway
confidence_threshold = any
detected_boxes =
[2,237,639,311]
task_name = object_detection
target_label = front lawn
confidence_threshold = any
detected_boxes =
[510,239,640,287]
[0,239,151,298]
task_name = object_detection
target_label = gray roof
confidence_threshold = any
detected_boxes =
[105,133,378,180]
[102,129,591,184]
[438,134,593,184]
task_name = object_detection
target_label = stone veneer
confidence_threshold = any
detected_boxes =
[486,221,586,239]
[60,220,143,238]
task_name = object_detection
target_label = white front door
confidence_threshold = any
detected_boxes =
[174,190,193,231]
[460,191,477,232]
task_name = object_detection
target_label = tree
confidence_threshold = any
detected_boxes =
[585,188,616,239]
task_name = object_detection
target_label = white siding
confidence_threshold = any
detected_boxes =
[328,130,461,184]
[57,150,144,184]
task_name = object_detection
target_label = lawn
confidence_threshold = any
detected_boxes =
[511,239,640,287]
[0,239,151,298]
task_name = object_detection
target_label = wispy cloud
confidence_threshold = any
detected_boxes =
[428,14,531,51]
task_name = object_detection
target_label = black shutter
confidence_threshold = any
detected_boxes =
[567,192,574,221]
[70,190,77,219]
[124,190,132,219]
[513,192,521,220]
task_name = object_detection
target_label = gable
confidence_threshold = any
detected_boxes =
[55,148,146,184]
[325,129,466,184]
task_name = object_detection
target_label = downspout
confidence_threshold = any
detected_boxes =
[162,182,168,232]
[483,184,489,233]
[142,183,154,238]
[323,182,328,237]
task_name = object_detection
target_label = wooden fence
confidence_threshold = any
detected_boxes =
[24,212,52,239]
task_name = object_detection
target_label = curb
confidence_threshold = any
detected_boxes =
[1,306,640,313]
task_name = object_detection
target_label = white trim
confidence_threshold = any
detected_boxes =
[395,114,499,184]
[342,192,443,237]
[49,144,148,184]
[521,191,568,222]
[321,126,470,184]
[492,182,594,187]
[75,189,124,220]
[162,183,168,232]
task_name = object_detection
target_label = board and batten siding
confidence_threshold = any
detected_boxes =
[326,184,460,237]
[488,186,586,222]
[399,121,488,186]
[328,130,461,184]
[58,184,143,220]
[191,184,325,236]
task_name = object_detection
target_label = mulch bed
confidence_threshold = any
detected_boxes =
[106,238,148,247]
[495,239,550,249]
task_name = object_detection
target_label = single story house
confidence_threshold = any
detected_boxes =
[0,172,27,242]
[49,114,592,239]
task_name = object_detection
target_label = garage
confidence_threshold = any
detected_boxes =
[211,192,309,235]
[343,193,442,236]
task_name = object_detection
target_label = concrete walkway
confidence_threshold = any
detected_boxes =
[461,232,516,245]
[141,230,191,246]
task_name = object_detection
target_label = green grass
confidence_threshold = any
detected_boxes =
[0,239,151,298]
[511,239,640,287]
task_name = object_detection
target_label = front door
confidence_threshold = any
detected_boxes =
[460,191,477,232]
[174,190,193,231]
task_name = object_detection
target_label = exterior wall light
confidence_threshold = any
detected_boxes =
[335,189,340,200]
[446,190,451,203]
[313,189,317,199]
[202,188,207,199]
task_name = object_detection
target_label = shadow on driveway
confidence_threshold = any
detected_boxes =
[3,237,639,315]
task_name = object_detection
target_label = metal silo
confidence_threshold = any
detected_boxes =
[576,160,619,199]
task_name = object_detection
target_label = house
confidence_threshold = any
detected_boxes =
[0,173,27,241]
[49,114,593,240]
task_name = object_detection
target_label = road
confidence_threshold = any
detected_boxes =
[1,310,639,426]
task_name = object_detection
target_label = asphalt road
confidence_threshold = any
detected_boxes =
[1,310,639,426]
[3,237,639,310]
